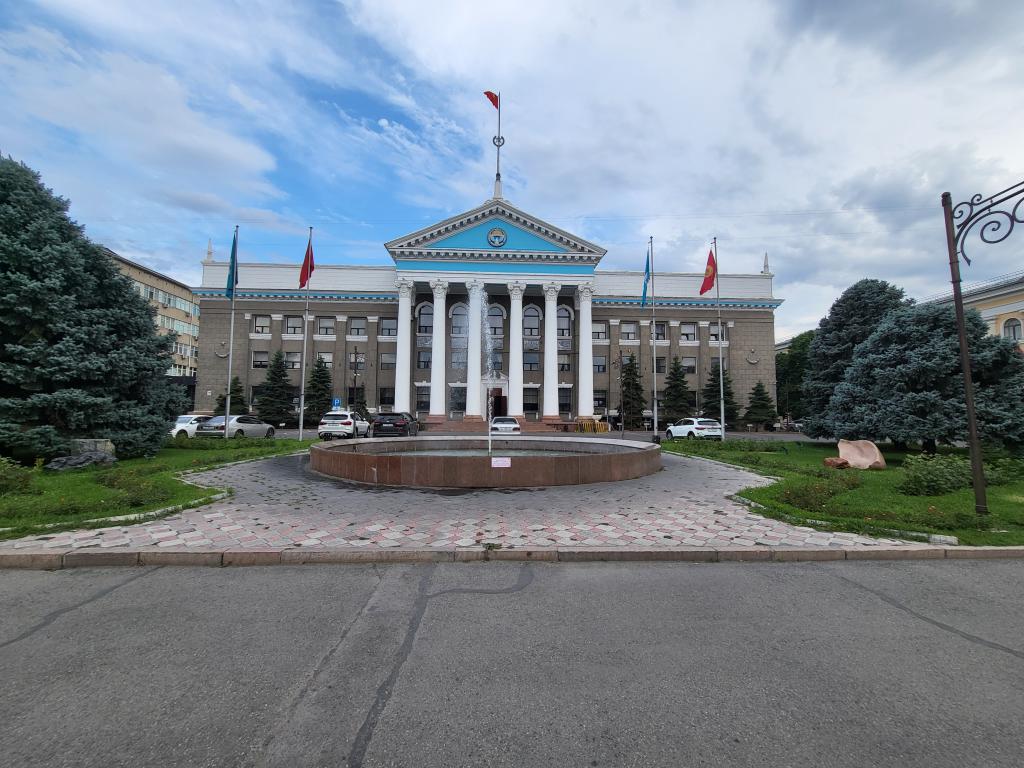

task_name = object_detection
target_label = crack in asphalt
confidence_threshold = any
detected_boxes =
[0,566,162,651]
[346,564,535,768]
[830,570,1024,661]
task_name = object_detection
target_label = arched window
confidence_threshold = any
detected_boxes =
[1004,318,1022,341]
[557,307,572,337]
[417,305,433,334]
[451,305,468,335]
[523,306,541,337]
[488,305,504,336]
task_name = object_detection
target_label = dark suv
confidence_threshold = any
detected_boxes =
[371,412,419,437]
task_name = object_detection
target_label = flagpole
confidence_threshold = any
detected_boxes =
[223,225,238,440]
[297,227,312,441]
[649,236,658,436]
[713,237,725,442]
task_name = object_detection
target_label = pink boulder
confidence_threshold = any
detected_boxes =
[837,439,886,470]
[823,457,851,469]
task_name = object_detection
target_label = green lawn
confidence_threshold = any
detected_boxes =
[0,438,315,540]
[661,439,1024,545]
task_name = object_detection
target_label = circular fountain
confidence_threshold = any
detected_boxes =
[309,435,661,489]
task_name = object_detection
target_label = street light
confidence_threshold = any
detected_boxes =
[941,178,1024,516]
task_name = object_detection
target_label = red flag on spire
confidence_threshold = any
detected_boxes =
[484,90,499,110]
[699,249,717,295]
[299,232,314,289]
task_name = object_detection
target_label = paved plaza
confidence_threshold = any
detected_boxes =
[0,451,920,552]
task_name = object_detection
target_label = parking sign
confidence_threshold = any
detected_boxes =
[332,397,341,409]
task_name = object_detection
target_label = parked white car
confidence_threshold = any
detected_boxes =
[195,415,276,438]
[318,411,370,440]
[665,418,723,439]
[489,416,522,434]
[169,414,212,438]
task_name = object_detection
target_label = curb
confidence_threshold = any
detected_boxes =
[2,545,1023,570]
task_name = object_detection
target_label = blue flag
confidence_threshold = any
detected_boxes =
[225,227,238,299]
[640,250,651,307]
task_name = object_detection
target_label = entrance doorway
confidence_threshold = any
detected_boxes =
[489,388,507,417]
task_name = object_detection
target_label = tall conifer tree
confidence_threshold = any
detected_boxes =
[256,351,294,426]
[215,377,248,415]
[0,158,185,460]
[743,381,777,430]
[662,357,692,423]
[619,354,647,429]
[304,356,333,426]
[700,366,739,426]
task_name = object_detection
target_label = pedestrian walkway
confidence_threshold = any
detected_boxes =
[0,452,920,552]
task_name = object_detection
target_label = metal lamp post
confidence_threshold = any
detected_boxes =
[940,179,1024,516]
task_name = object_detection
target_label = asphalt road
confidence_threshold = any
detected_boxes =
[2,561,1022,767]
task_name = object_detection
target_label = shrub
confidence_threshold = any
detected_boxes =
[985,458,1023,487]
[0,457,36,495]
[781,473,861,512]
[117,479,172,507]
[899,454,972,496]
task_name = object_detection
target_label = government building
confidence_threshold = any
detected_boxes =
[193,195,782,424]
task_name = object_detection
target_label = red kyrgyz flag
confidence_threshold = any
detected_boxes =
[299,233,314,289]
[699,249,717,295]
[484,90,500,110]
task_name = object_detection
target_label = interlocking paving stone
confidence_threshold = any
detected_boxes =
[0,452,923,552]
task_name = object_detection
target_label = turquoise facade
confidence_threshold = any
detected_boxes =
[427,218,570,253]
[394,259,594,275]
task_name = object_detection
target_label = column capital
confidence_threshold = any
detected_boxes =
[396,278,415,299]
[429,279,449,298]
[577,283,594,301]
[466,279,485,296]
[542,282,561,301]
[507,281,526,300]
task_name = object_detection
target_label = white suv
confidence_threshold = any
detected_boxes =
[318,411,370,440]
[665,418,724,439]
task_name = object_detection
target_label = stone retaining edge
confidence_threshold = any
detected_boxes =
[2,545,1023,569]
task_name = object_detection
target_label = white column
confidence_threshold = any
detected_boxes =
[542,282,561,418]
[429,279,448,416]
[507,282,525,416]
[577,283,594,417]
[394,278,413,413]
[466,280,484,417]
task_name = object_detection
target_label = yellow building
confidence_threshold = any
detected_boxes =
[107,248,200,400]
[934,271,1024,353]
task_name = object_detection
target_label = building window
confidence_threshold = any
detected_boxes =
[316,317,335,335]
[523,306,541,337]
[285,352,301,369]
[285,316,303,335]
[593,390,607,410]
[348,352,365,371]
[592,322,608,340]
[620,322,638,340]
[317,352,333,366]
[379,352,396,371]
[709,324,729,342]
[1003,318,1022,341]
[415,386,430,412]
[449,387,466,412]
[349,317,367,337]
[654,322,667,340]
[558,388,571,412]
[451,350,467,369]
[558,354,571,372]
[253,315,271,334]
[417,350,431,369]
[451,305,468,335]
[680,323,697,341]
[557,307,572,337]
[488,306,504,336]
[523,388,539,413]
[418,305,433,334]
[489,351,503,371]
[524,352,540,371]
[379,317,398,336]
[347,386,365,406]
[656,356,666,374]
[682,356,697,374]
[252,351,269,369]
[593,355,607,373]
[379,387,395,407]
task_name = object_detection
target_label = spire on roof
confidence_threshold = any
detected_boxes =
[762,251,771,275]
[203,238,214,264]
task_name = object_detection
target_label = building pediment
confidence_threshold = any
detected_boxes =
[385,199,606,264]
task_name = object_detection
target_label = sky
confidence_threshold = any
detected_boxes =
[1,0,1022,339]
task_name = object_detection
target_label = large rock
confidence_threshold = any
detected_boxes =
[70,438,116,456]
[823,457,851,469]
[44,452,117,472]
[837,439,886,470]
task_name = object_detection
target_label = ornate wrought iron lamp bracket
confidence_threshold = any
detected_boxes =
[951,178,1024,265]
